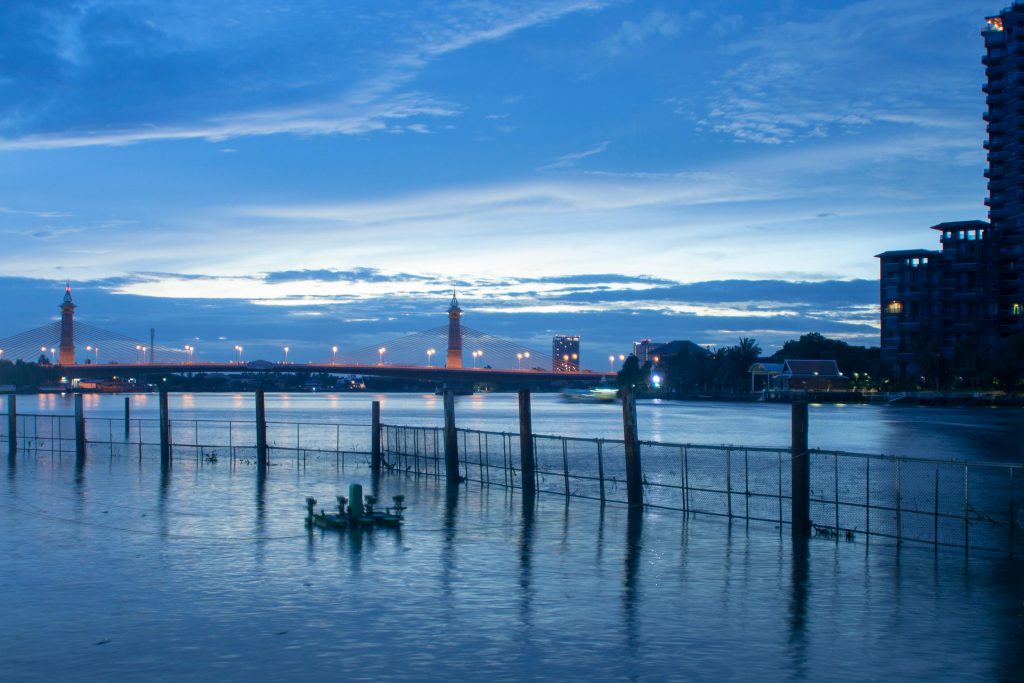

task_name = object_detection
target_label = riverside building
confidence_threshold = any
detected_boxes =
[877,3,1024,378]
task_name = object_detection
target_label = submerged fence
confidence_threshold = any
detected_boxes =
[380,423,1024,557]
[2,394,1022,557]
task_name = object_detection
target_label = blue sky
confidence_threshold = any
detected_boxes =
[0,0,999,366]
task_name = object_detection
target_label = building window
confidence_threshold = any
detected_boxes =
[886,301,903,315]
[1012,303,1023,317]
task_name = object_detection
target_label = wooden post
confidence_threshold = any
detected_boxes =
[74,393,86,462]
[255,389,268,470]
[518,389,536,495]
[371,400,381,475]
[443,388,460,483]
[159,389,171,467]
[791,401,811,538]
[6,394,16,458]
[621,386,643,509]
[124,396,130,438]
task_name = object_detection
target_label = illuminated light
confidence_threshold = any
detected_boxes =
[651,374,662,388]
[1012,303,1023,317]
[986,16,1004,31]
[886,300,903,315]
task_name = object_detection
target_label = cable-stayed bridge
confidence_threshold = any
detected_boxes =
[0,288,610,384]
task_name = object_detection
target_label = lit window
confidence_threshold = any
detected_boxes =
[1012,303,1023,317]
[886,301,903,315]
[986,16,1004,32]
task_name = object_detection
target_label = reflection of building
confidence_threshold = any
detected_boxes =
[876,6,1024,378]
[552,335,580,371]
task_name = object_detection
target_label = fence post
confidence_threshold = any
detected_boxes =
[6,394,16,459]
[518,389,536,495]
[791,401,811,538]
[159,388,171,467]
[255,389,268,471]
[621,386,643,509]
[74,393,86,462]
[124,396,130,438]
[443,389,460,483]
[371,400,381,475]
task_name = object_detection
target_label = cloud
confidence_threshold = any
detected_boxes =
[0,1,609,149]
[604,9,682,56]
[538,141,610,170]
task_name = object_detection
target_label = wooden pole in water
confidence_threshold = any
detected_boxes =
[124,396,130,438]
[74,393,86,462]
[7,394,16,458]
[791,401,811,538]
[621,386,643,509]
[255,389,268,471]
[518,389,536,495]
[159,389,170,467]
[371,400,381,475]
[443,388,460,483]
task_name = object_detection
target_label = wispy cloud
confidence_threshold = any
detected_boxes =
[604,9,684,56]
[538,141,610,170]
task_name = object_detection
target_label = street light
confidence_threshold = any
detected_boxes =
[283,346,289,364]
[517,352,523,369]
[427,348,436,366]
[472,350,483,368]
[378,347,386,365]
[86,345,99,363]
[184,345,193,363]
[234,345,243,363]
[332,346,338,365]
[50,348,56,363]
[609,355,615,372]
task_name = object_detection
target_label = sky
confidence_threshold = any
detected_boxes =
[0,0,1002,366]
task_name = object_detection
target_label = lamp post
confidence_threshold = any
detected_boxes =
[234,345,243,363]
[517,352,523,369]
[283,346,289,364]
[609,355,615,372]
[184,345,193,364]
[524,351,530,369]
[332,346,338,365]
[427,348,436,366]
[136,345,143,363]
[378,347,386,365]
[50,348,56,364]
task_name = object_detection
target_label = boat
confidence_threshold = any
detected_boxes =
[560,387,619,403]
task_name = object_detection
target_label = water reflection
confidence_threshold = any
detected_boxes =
[622,507,643,656]
[788,538,809,678]
[518,491,536,633]
[440,481,460,600]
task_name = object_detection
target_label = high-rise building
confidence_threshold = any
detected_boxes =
[552,335,580,372]
[983,4,1024,337]
[632,339,665,365]
[876,5,1024,378]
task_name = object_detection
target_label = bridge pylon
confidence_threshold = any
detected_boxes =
[445,290,463,369]
[58,282,76,366]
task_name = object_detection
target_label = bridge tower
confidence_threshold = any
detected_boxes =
[58,282,76,366]
[445,290,463,369]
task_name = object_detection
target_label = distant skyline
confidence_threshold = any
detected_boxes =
[0,1,1001,363]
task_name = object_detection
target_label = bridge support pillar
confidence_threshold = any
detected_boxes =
[255,390,268,471]
[159,389,171,467]
[371,400,381,475]
[7,394,16,459]
[621,386,643,509]
[124,397,130,438]
[443,389,460,483]
[74,393,86,463]
[791,401,811,538]
[518,389,536,495]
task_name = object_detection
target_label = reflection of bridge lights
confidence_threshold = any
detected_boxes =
[378,347,386,365]
[427,348,436,366]
[332,346,338,364]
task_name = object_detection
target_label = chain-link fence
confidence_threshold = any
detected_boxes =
[0,412,373,468]
[380,423,1023,557]
[5,411,1023,556]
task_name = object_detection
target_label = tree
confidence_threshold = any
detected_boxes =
[616,355,650,390]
